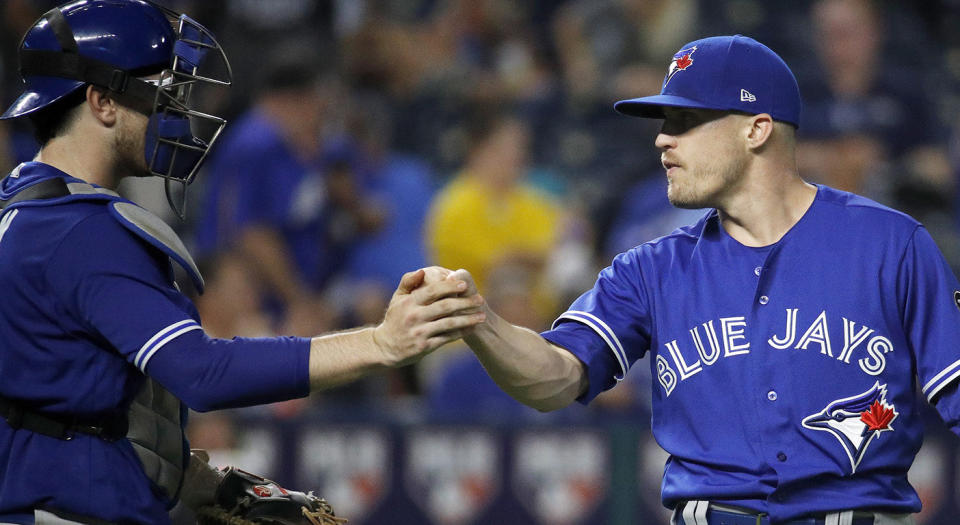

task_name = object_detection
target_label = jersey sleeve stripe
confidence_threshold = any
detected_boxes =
[134,319,200,369]
[554,310,628,380]
[923,358,960,401]
[922,357,960,398]
[137,324,203,372]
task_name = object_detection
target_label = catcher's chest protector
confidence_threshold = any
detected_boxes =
[127,377,187,501]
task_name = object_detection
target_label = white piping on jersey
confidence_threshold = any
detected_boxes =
[0,209,20,245]
[555,310,628,380]
[135,319,202,372]
[923,357,960,401]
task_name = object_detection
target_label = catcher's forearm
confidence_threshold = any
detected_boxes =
[308,327,389,391]
[145,332,310,412]
[464,306,588,412]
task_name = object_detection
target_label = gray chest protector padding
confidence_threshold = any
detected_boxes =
[127,377,186,501]
[108,201,205,293]
[107,200,203,500]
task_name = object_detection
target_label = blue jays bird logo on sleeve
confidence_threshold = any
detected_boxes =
[802,382,898,474]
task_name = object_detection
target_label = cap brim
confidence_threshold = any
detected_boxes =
[614,94,724,119]
[1,76,85,120]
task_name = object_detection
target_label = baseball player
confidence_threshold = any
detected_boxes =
[0,1,483,523]
[436,35,960,525]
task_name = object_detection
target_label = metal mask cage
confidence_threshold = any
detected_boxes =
[145,12,232,219]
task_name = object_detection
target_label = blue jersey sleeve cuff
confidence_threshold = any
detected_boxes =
[542,321,621,405]
[924,358,960,402]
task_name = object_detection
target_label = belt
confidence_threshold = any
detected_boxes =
[0,395,127,441]
[675,502,876,525]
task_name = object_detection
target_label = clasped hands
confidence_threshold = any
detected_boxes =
[372,266,485,367]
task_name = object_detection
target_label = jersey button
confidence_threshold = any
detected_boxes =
[777,452,787,462]
[767,390,777,401]
[754,266,762,276]
[759,295,769,305]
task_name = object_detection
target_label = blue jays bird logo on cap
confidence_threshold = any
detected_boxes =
[663,46,697,88]
[802,382,898,474]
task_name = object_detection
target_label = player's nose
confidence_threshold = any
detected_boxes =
[655,130,677,151]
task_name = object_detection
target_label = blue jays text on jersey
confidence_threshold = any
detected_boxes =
[541,185,960,523]
[652,304,896,396]
[0,162,312,524]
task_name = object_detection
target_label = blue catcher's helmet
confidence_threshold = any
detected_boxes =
[2,0,232,218]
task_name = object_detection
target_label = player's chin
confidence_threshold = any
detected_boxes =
[666,184,692,208]
[667,189,706,210]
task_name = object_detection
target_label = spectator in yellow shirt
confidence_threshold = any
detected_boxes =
[426,110,559,296]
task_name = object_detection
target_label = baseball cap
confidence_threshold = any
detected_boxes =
[614,35,802,127]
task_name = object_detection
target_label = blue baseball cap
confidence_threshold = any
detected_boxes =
[614,35,802,127]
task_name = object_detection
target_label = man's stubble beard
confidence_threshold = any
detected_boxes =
[667,145,747,210]
[113,110,151,181]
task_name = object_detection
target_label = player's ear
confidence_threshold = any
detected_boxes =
[85,85,118,127]
[744,113,774,150]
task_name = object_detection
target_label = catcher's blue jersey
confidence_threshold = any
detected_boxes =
[542,185,960,522]
[0,163,310,524]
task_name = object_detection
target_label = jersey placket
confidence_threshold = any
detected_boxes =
[749,242,799,509]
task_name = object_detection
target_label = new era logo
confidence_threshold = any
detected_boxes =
[740,89,757,102]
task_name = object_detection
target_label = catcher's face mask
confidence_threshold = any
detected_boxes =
[144,12,232,219]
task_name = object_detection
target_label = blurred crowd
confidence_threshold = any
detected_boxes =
[3,0,960,439]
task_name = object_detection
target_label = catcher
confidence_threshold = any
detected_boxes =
[0,1,484,523]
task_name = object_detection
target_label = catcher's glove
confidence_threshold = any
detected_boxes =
[195,467,346,525]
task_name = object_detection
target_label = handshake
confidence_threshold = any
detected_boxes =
[365,264,586,413]
[309,264,581,411]
[371,266,488,368]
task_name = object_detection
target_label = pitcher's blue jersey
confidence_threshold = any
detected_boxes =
[542,185,960,522]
